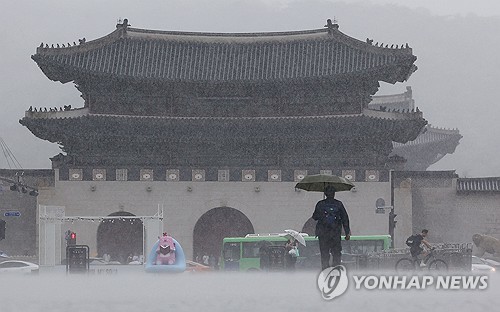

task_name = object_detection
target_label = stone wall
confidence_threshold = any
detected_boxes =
[9,168,497,264]
[37,176,393,261]
[396,171,500,246]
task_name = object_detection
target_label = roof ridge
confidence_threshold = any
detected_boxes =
[123,24,412,55]
[427,125,461,134]
[126,27,328,38]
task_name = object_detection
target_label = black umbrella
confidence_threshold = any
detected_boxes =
[295,174,355,192]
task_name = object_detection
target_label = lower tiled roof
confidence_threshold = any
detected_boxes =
[457,177,500,193]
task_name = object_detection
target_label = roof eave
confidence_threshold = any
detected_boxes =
[31,54,73,83]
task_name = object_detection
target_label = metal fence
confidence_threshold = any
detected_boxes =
[347,243,473,271]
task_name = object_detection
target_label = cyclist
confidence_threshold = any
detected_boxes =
[408,229,433,267]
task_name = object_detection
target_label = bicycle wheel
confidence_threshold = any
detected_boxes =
[395,258,415,271]
[428,259,448,271]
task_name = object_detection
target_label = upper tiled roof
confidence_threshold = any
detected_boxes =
[32,20,417,84]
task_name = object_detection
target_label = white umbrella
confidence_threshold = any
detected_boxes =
[280,229,307,246]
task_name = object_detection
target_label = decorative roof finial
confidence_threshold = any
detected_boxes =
[116,18,131,29]
[324,18,339,34]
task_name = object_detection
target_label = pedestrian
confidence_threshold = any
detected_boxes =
[285,238,299,270]
[209,254,216,268]
[202,253,209,265]
[312,185,351,270]
[258,241,270,270]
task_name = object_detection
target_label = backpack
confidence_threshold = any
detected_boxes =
[323,203,341,226]
[405,234,419,247]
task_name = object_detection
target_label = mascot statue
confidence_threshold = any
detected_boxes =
[472,234,500,262]
[156,232,176,265]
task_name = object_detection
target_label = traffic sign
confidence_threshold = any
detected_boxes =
[4,211,21,217]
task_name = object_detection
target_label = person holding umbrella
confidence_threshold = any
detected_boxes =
[284,238,299,270]
[312,185,351,270]
[280,229,306,271]
[295,174,354,270]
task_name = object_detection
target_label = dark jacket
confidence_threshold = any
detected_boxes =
[312,197,350,237]
[409,234,424,257]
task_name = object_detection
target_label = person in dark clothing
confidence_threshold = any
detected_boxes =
[284,238,298,270]
[258,241,271,270]
[312,185,351,270]
[409,229,432,267]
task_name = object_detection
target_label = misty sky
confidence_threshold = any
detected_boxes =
[0,0,499,177]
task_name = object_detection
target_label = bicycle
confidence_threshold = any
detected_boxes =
[395,248,448,271]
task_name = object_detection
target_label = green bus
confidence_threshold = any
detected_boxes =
[221,233,392,271]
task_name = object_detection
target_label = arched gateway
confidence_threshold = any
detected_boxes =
[193,207,254,265]
[96,211,143,263]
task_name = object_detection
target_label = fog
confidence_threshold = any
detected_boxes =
[0,1,499,176]
[1,270,499,312]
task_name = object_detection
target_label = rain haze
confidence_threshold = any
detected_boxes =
[1,1,500,311]
[1,271,498,311]
[0,0,500,177]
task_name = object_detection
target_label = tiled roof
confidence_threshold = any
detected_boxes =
[369,87,461,170]
[393,125,462,148]
[32,22,417,84]
[390,125,462,170]
[369,86,414,110]
[20,109,426,144]
[457,177,500,193]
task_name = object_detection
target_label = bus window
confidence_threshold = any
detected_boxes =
[242,242,261,258]
[297,240,319,258]
[223,242,241,261]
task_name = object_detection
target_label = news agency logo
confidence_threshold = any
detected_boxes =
[317,265,490,300]
[352,275,489,290]
[317,265,349,300]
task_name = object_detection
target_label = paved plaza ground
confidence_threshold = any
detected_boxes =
[1,265,498,312]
